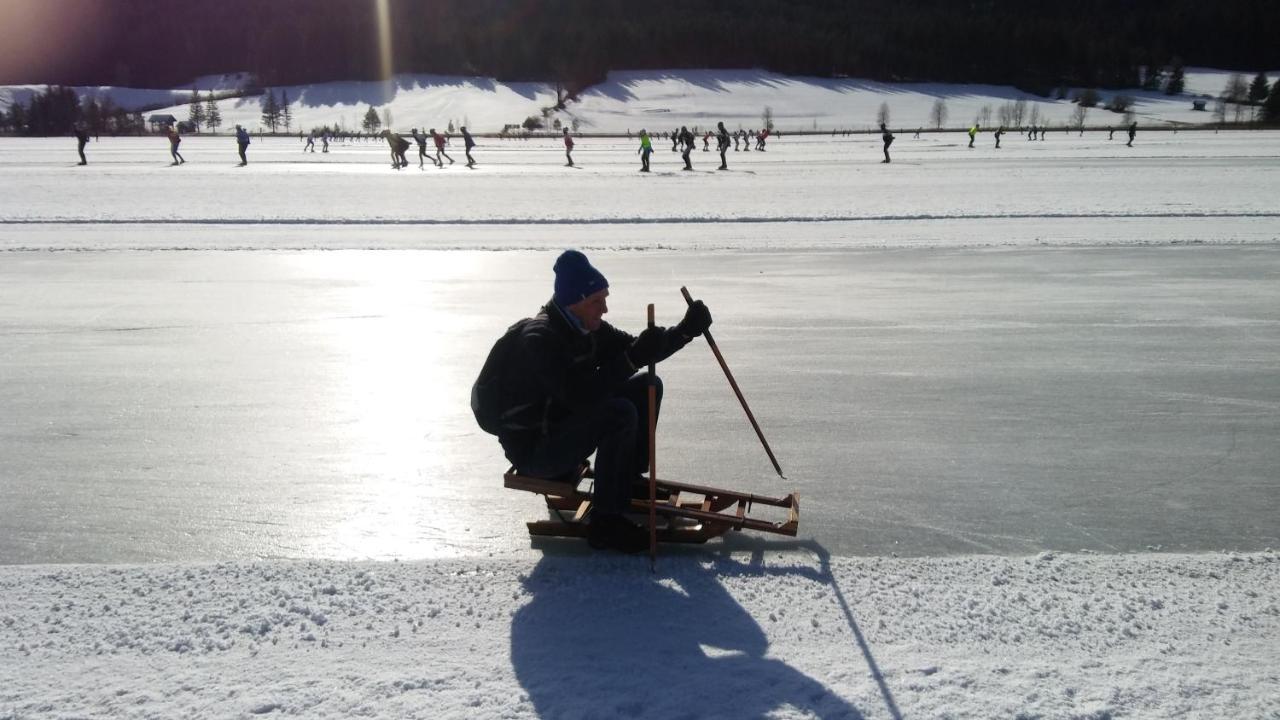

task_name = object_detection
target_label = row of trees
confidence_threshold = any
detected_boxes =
[12,0,1279,96]
[0,86,146,135]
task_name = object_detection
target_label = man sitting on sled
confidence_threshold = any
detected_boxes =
[476,250,713,553]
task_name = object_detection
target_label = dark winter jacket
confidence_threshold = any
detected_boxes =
[497,299,690,462]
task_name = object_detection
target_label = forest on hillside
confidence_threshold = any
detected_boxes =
[6,0,1279,92]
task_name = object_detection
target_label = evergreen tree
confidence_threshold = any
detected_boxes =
[876,102,890,126]
[205,95,221,131]
[362,106,381,133]
[83,98,102,135]
[1248,72,1269,104]
[188,90,205,130]
[1264,83,1280,124]
[260,89,280,132]
[1165,63,1185,95]
[280,90,292,132]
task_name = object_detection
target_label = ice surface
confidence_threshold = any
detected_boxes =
[1,132,1277,564]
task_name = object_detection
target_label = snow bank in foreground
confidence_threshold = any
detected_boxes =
[2,550,1276,718]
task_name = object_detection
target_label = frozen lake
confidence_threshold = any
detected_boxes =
[1,133,1277,563]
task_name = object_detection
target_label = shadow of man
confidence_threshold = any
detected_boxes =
[511,542,866,719]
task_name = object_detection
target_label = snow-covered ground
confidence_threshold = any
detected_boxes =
[2,67,1271,134]
[2,105,1279,716]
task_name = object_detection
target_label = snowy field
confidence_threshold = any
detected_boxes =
[2,130,1279,717]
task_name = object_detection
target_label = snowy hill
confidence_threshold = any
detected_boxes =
[1,67,1268,134]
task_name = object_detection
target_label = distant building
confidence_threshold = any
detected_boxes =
[1191,99,1208,111]
[148,114,177,131]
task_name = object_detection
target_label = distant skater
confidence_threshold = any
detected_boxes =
[716,121,730,170]
[994,126,1004,148]
[703,132,710,151]
[880,122,894,163]
[679,126,694,170]
[671,129,680,152]
[1108,126,1115,140]
[383,130,410,169]
[235,124,250,165]
[321,133,329,153]
[431,128,455,166]
[74,125,89,165]
[562,127,574,167]
[411,128,434,168]
[1126,121,1137,147]
[167,126,185,165]
[462,126,477,167]
[638,129,652,172]
[304,131,316,152]
[968,123,979,148]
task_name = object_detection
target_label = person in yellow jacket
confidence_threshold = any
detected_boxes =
[968,123,980,148]
[638,129,652,172]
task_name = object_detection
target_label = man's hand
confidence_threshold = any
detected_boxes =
[627,327,665,367]
[677,300,713,338]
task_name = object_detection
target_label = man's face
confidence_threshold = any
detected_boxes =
[568,288,609,332]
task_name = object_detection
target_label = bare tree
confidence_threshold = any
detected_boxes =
[762,105,774,131]
[1071,104,1089,135]
[1224,73,1248,123]
[876,102,890,126]
[930,98,948,129]
[1028,105,1042,129]
[978,105,992,127]
[1012,99,1027,127]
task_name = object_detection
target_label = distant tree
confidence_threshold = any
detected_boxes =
[1248,72,1269,104]
[1070,104,1088,134]
[1165,63,1186,95]
[382,107,392,130]
[552,118,562,130]
[1224,73,1248,123]
[929,98,948,129]
[1213,97,1227,125]
[1105,95,1134,114]
[82,97,102,135]
[1012,99,1027,127]
[522,115,543,131]
[762,105,774,131]
[260,90,280,132]
[187,90,205,130]
[876,102,889,127]
[8,102,27,134]
[279,90,292,132]
[447,119,455,133]
[362,106,381,133]
[1141,65,1163,92]
[978,104,992,127]
[1075,88,1100,108]
[1264,83,1280,123]
[205,95,221,131]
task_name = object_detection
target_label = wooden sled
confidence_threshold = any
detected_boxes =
[504,465,799,544]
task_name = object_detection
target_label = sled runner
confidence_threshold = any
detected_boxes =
[504,464,799,543]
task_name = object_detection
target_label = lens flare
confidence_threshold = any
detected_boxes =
[375,0,393,82]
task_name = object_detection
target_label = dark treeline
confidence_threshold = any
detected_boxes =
[10,0,1280,92]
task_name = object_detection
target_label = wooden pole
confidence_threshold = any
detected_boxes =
[647,304,658,569]
[680,286,786,480]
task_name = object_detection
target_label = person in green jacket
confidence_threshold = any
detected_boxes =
[638,129,652,172]
[968,123,980,148]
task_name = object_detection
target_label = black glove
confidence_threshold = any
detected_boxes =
[627,326,665,367]
[676,300,713,338]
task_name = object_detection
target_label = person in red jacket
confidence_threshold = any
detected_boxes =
[563,127,575,167]
[431,128,455,166]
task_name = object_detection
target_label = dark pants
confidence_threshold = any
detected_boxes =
[641,148,651,171]
[681,146,692,169]
[513,373,663,515]
[238,142,248,164]
[77,141,87,164]
[718,145,727,169]
[467,147,476,165]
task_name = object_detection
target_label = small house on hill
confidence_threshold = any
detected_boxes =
[148,114,177,131]
[1191,99,1207,111]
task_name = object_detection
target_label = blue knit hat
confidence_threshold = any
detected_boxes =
[553,250,609,306]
